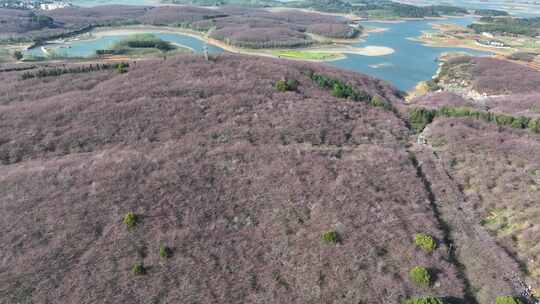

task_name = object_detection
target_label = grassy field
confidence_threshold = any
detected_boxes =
[271,50,343,61]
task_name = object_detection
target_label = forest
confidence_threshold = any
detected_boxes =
[0,5,359,49]
[469,16,540,37]
[0,54,468,304]
[0,45,537,304]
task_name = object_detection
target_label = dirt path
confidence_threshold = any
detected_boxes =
[412,141,530,304]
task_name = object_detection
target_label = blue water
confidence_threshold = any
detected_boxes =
[329,16,489,91]
[26,32,223,58]
[26,17,489,91]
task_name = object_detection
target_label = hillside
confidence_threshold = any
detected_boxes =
[0,55,469,304]
[0,5,358,47]
[414,56,540,119]
[408,56,540,302]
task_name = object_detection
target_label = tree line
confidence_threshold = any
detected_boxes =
[20,63,130,80]
[409,106,540,133]
[305,70,398,113]
[469,17,540,37]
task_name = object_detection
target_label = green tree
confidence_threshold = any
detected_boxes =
[275,79,299,92]
[116,63,128,74]
[409,108,436,132]
[132,263,146,275]
[159,244,172,259]
[13,50,23,61]
[322,230,341,244]
[528,118,540,133]
[123,212,138,229]
[414,233,437,253]
[409,266,431,286]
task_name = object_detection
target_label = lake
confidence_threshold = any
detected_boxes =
[25,17,488,91]
[330,16,489,91]
[25,32,223,58]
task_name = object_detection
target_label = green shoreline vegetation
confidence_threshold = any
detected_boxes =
[94,33,189,57]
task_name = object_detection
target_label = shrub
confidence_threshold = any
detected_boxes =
[20,63,130,80]
[496,296,525,304]
[331,82,349,98]
[321,230,341,244]
[529,118,540,133]
[159,244,172,259]
[13,50,23,60]
[275,79,299,92]
[409,107,436,132]
[425,79,440,92]
[117,63,128,74]
[370,95,395,111]
[307,71,370,102]
[511,116,530,129]
[403,296,444,304]
[286,79,299,91]
[415,233,437,253]
[123,212,138,229]
[410,106,539,133]
[409,266,431,286]
[370,95,385,107]
[132,263,146,275]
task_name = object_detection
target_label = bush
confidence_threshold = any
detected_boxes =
[159,244,172,259]
[20,63,130,80]
[414,233,437,253]
[370,95,395,111]
[307,71,370,102]
[117,63,128,74]
[496,296,525,304]
[409,266,431,286]
[511,116,530,129]
[132,263,146,275]
[123,212,138,229]
[410,106,540,133]
[13,50,23,61]
[403,296,444,304]
[529,118,540,133]
[409,108,436,132]
[275,79,299,92]
[425,79,440,92]
[321,230,341,244]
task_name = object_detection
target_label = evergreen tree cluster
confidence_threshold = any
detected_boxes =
[409,106,540,133]
[21,62,130,80]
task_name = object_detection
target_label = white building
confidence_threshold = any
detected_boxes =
[40,1,72,10]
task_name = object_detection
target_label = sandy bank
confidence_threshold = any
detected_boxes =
[50,25,394,62]
[339,45,394,56]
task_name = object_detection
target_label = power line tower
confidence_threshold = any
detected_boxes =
[203,43,209,61]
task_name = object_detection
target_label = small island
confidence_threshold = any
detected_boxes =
[94,33,191,58]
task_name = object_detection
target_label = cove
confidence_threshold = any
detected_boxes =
[25,32,223,58]
[25,17,488,91]
[328,16,489,91]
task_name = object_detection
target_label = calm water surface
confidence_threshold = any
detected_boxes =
[26,32,223,57]
[26,17,488,91]
[329,16,489,90]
